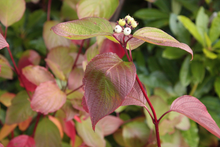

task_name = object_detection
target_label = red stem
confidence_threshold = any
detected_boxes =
[119,35,161,147]
[47,0,52,21]
[11,130,14,139]
[32,113,41,137]
[72,40,85,70]
[66,84,84,95]
[158,110,171,123]
[4,27,7,38]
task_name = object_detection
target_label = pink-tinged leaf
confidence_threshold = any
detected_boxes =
[76,117,105,147]
[0,124,17,141]
[0,55,13,79]
[48,116,64,138]
[51,17,113,40]
[68,68,84,90]
[107,33,145,50]
[133,27,193,59]
[82,96,89,113]
[31,81,66,115]
[22,65,54,86]
[122,81,147,107]
[0,33,9,49]
[18,117,32,131]
[0,143,3,147]
[85,43,99,62]
[5,91,36,125]
[99,39,125,58]
[0,0,25,27]
[18,50,40,91]
[77,0,119,19]
[69,53,84,68]
[83,53,136,129]
[45,47,74,80]
[0,92,15,107]
[97,115,123,136]
[63,120,76,144]
[43,21,70,50]
[67,90,84,111]
[35,118,62,147]
[7,135,35,147]
[170,95,220,138]
[61,100,79,121]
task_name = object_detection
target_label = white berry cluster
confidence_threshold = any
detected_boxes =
[114,15,138,35]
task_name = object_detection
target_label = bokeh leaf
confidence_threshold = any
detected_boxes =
[35,118,62,147]
[52,17,113,40]
[31,81,66,115]
[0,0,25,27]
[83,53,136,129]
[209,12,220,42]
[133,27,193,59]
[214,77,220,98]
[0,55,13,79]
[5,91,36,125]
[0,124,17,141]
[0,33,9,49]
[7,135,35,147]
[77,0,119,19]
[170,95,220,138]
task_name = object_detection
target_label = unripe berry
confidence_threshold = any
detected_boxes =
[131,20,138,28]
[123,27,131,35]
[118,19,126,26]
[125,15,132,20]
[114,25,122,33]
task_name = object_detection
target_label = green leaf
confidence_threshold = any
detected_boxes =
[179,56,191,86]
[203,48,218,59]
[61,1,78,21]
[134,8,169,20]
[133,27,193,59]
[35,118,62,147]
[122,121,150,147]
[209,12,220,42]
[180,120,199,147]
[77,0,119,19]
[190,60,205,84]
[162,47,186,59]
[178,16,203,46]
[196,7,209,47]
[0,0,25,27]
[43,21,70,50]
[76,117,105,147]
[0,55,13,79]
[5,91,36,124]
[172,0,182,15]
[214,77,220,98]
[52,17,113,40]
[205,33,212,48]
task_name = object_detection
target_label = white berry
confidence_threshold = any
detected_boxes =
[114,25,122,33]
[123,27,131,35]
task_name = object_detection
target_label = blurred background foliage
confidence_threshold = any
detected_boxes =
[1,0,220,146]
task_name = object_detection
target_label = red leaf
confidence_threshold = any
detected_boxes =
[133,27,193,59]
[0,33,9,49]
[64,120,76,144]
[98,115,123,136]
[122,81,147,107]
[82,96,89,113]
[7,135,35,147]
[170,95,220,138]
[83,53,136,129]
[31,81,66,114]
[0,143,3,147]
[99,39,125,58]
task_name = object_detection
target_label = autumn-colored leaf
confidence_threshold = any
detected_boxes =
[0,55,13,79]
[133,27,193,59]
[0,92,15,107]
[7,135,35,147]
[99,39,125,58]
[51,17,113,40]
[31,81,66,115]
[43,21,70,50]
[18,117,32,131]
[0,124,17,141]
[63,120,76,145]
[170,95,220,138]
[76,117,105,147]
[68,68,84,90]
[83,53,136,129]
[35,118,62,147]
[5,91,36,125]
[0,143,3,147]
[77,0,119,19]
[61,100,79,121]
[22,65,54,86]
[48,116,64,138]
[97,115,123,136]
[0,33,9,49]
[0,0,25,27]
